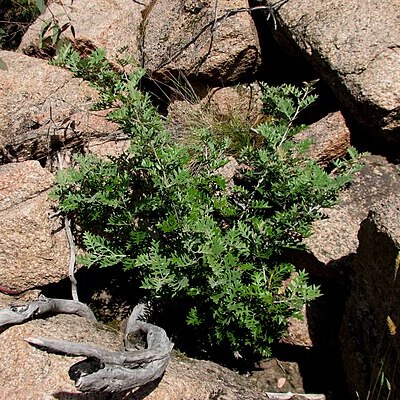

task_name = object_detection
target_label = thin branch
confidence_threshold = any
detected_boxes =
[277,84,315,148]
[65,215,79,301]
[0,285,22,296]
[56,151,79,302]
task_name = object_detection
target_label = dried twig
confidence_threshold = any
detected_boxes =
[64,215,78,301]
[56,151,79,302]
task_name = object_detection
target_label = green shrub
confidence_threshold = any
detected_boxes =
[0,0,40,50]
[51,45,359,358]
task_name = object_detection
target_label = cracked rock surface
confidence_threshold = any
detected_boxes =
[141,0,261,83]
[0,160,69,292]
[19,0,261,85]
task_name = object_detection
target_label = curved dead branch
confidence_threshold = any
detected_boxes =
[0,296,96,328]
[25,303,173,393]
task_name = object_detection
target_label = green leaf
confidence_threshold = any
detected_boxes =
[39,18,52,48]
[36,0,46,13]
[51,24,61,45]
[0,57,7,71]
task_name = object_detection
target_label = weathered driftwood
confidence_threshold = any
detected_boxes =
[266,393,326,400]
[0,299,322,397]
[26,303,174,393]
[0,296,96,328]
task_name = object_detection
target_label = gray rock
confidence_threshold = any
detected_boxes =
[142,0,261,83]
[0,161,69,292]
[340,192,400,399]
[265,0,400,146]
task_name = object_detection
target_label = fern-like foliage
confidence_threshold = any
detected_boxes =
[51,45,360,358]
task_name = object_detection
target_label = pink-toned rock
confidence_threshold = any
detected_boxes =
[85,136,130,159]
[295,111,350,167]
[205,84,264,122]
[299,155,400,280]
[142,0,261,83]
[0,50,120,163]
[19,0,148,64]
[0,161,69,292]
[280,306,313,348]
